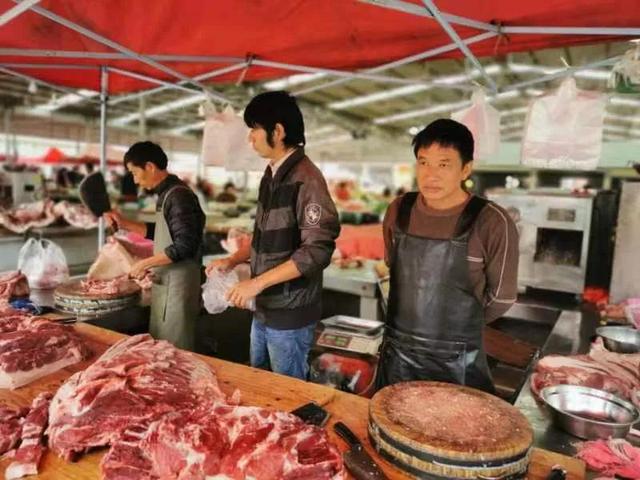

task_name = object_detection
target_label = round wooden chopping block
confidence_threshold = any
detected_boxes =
[54,279,141,316]
[368,381,533,479]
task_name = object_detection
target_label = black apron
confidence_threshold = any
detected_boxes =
[376,192,494,394]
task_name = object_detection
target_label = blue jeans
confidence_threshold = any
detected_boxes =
[250,319,315,380]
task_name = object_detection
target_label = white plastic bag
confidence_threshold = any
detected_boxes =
[202,268,239,314]
[451,89,500,161]
[200,105,263,172]
[521,78,605,170]
[17,238,69,289]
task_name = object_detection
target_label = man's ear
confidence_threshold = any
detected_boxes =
[274,123,286,144]
[462,160,474,180]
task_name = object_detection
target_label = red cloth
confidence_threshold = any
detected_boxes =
[336,224,384,260]
[0,0,636,92]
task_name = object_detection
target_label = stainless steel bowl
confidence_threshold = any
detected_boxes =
[541,385,640,440]
[596,326,640,353]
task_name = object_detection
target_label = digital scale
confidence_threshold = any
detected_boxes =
[316,315,384,356]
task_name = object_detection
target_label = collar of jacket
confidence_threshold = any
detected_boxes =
[268,147,305,184]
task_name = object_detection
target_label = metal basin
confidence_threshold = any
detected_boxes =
[596,326,640,354]
[541,385,640,440]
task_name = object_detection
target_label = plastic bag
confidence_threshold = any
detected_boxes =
[17,238,69,289]
[609,46,640,94]
[220,227,251,254]
[451,89,500,161]
[521,78,605,170]
[200,104,263,172]
[202,268,239,314]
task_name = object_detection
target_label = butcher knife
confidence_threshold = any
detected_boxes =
[334,422,388,480]
[79,172,112,218]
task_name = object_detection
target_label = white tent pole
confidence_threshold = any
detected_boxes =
[359,0,498,31]
[98,66,108,249]
[110,63,247,106]
[294,31,497,96]
[361,0,640,37]
[0,0,39,27]
[0,63,97,70]
[420,0,497,92]
[0,48,244,63]
[0,65,101,104]
[20,3,230,103]
[501,55,622,92]
[107,67,203,95]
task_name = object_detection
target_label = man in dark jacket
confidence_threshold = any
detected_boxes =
[105,141,205,351]
[206,91,340,380]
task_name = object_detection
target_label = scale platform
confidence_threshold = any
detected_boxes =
[317,315,384,356]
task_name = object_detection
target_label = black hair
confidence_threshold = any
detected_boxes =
[243,91,305,148]
[411,118,474,165]
[223,181,235,191]
[124,141,168,170]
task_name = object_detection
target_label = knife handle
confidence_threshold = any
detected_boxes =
[334,421,361,447]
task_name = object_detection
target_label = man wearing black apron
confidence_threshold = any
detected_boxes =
[105,141,205,351]
[376,119,519,393]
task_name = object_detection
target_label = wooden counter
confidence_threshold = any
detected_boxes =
[0,323,585,479]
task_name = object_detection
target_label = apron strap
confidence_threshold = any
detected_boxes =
[453,195,488,238]
[396,192,419,233]
[160,185,192,215]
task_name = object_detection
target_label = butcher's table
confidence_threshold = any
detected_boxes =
[0,324,584,479]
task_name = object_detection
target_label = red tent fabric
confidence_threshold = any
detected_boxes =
[42,147,65,164]
[0,0,638,92]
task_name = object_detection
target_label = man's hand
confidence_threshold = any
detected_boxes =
[129,259,151,280]
[104,210,123,230]
[226,278,262,309]
[206,257,237,276]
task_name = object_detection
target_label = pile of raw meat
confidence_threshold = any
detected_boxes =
[0,199,98,234]
[0,302,91,389]
[576,438,640,479]
[531,339,640,407]
[52,201,98,229]
[0,200,57,234]
[0,271,29,301]
[48,334,344,480]
[0,393,52,480]
[83,237,153,293]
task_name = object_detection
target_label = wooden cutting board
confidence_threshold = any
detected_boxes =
[369,381,534,479]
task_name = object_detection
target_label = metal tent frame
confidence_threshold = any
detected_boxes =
[0,0,638,247]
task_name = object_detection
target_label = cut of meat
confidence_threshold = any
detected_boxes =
[5,392,52,480]
[101,403,344,480]
[0,316,91,389]
[87,238,152,290]
[0,200,57,234]
[576,439,640,479]
[53,201,98,229]
[88,239,137,281]
[81,274,151,295]
[531,339,640,407]
[0,404,27,455]
[0,271,29,301]
[47,334,227,462]
[49,333,345,480]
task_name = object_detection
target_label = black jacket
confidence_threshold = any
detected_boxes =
[145,174,205,262]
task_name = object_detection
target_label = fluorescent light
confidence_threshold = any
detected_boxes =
[307,133,352,147]
[610,96,640,107]
[605,113,640,124]
[525,88,545,97]
[169,120,205,135]
[306,125,339,138]
[408,126,421,135]
[328,64,502,110]
[501,122,525,132]
[500,107,529,117]
[374,89,519,125]
[263,73,328,90]
[28,89,98,114]
[111,94,207,126]
[508,63,610,80]
[329,84,432,110]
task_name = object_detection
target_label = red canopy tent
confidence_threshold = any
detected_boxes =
[0,0,637,247]
[0,0,637,93]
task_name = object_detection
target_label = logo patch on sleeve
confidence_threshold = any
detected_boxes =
[304,203,322,226]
